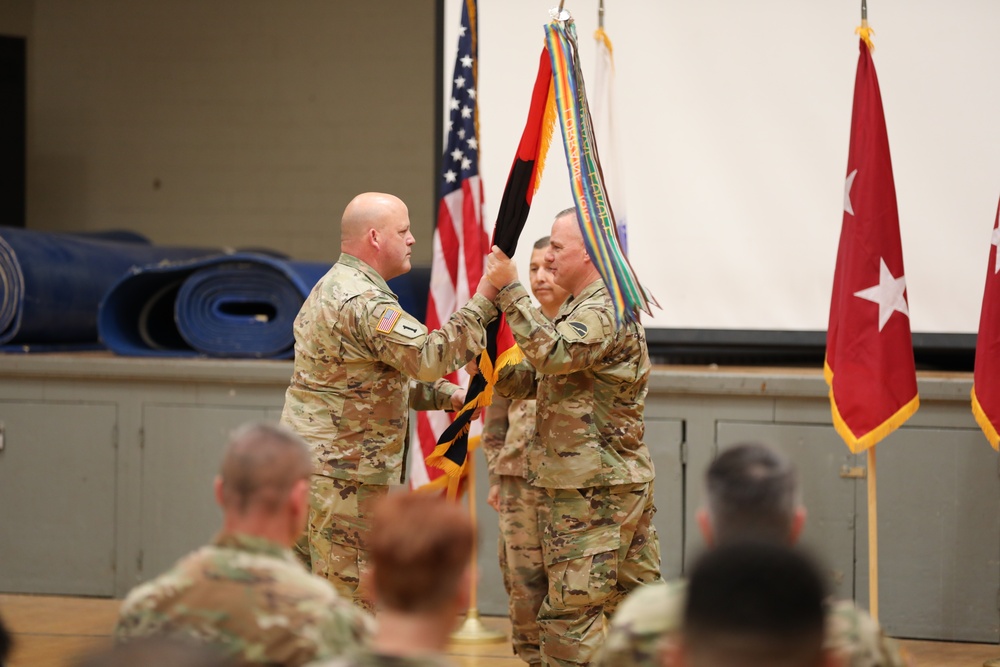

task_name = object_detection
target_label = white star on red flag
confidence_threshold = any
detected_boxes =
[992,227,1000,275]
[844,169,858,216]
[853,258,909,331]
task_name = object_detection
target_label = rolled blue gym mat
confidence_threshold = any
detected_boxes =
[99,253,330,359]
[0,226,218,347]
[99,255,432,359]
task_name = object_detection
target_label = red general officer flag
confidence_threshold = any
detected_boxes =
[824,39,919,454]
[972,197,1000,450]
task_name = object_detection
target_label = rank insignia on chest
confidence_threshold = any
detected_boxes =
[377,308,402,333]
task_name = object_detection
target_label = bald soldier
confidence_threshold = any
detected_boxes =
[485,208,661,666]
[281,192,499,612]
[115,423,370,666]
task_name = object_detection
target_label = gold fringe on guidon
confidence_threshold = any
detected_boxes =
[420,344,525,499]
[533,81,557,198]
[824,360,920,454]
[971,386,1000,451]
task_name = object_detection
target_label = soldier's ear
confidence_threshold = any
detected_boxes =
[789,506,807,545]
[695,508,715,547]
[213,476,225,509]
[290,478,309,516]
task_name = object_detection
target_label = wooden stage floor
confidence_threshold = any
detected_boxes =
[0,594,996,667]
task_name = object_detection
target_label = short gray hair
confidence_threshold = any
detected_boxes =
[705,442,798,544]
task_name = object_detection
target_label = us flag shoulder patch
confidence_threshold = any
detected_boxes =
[376,308,402,334]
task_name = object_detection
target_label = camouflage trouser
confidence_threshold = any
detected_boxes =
[497,474,547,666]
[304,474,388,614]
[537,482,660,667]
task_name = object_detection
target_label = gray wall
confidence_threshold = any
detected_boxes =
[19,0,438,264]
[0,358,995,642]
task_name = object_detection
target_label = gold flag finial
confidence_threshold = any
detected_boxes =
[856,0,874,51]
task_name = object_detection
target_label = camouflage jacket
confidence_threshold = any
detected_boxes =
[595,579,911,667]
[495,279,654,489]
[281,253,497,484]
[481,395,535,484]
[114,532,372,667]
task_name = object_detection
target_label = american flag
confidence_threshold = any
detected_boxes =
[410,0,489,489]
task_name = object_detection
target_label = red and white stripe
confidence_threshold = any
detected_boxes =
[409,174,490,488]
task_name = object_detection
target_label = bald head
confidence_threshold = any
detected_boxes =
[340,192,415,280]
[218,422,312,515]
[341,193,404,243]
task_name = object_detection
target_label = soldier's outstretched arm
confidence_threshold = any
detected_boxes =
[409,378,461,411]
[363,291,498,382]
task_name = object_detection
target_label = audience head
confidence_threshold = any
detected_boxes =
[369,492,474,616]
[214,422,312,544]
[699,442,804,546]
[74,637,235,667]
[547,207,598,295]
[671,541,829,667]
[340,192,415,280]
[529,235,570,318]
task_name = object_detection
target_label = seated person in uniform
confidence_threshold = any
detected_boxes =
[666,541,833,667]
[114,422,371,666]
[597,442,908,667]
[310,491,475,667]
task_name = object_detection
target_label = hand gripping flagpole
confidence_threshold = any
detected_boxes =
[450,450,506,644]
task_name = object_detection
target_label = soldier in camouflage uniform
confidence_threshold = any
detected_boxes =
[482,237,570,666]
[280,193,499,612]
[114,423,371,667]
[485,209,662,667]
[595,442,910,667]
[308,492,475,667]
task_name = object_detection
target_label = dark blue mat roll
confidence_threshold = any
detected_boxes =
[99,255,432,359]
[99,253,331,359]
[0,227,219,346]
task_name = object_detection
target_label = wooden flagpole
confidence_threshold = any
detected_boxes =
[867,445,879,622]
[451,451,506,643]
[861,0,878,624]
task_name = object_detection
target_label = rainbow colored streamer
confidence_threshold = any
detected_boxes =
[544,18,656,325]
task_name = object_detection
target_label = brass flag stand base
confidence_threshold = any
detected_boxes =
[451,608,506,644]
[449,453,507,645]
[982,660,1000,667]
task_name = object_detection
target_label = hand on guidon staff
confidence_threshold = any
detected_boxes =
[486,245,518,290]
[450,388,467,411]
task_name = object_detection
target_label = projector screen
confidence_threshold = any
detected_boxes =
[443,0,1000,335]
